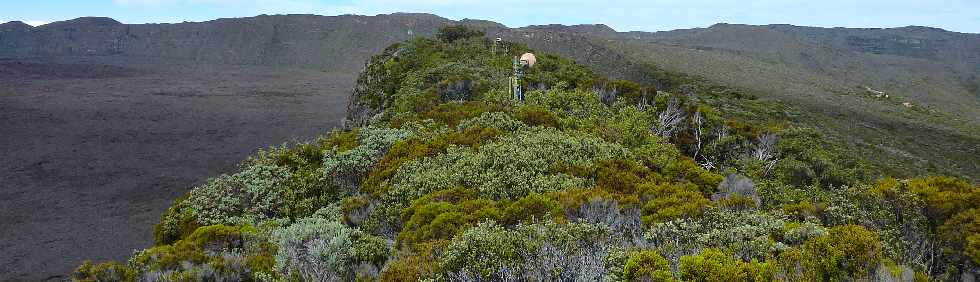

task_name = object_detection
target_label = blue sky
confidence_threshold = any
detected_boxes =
[2,0,979,33]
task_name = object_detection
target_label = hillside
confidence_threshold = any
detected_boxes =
[2,13,979,280]
[0,14,455,280]
[3,15,977,181]
[70,26,979,282]
[496,23,980,181]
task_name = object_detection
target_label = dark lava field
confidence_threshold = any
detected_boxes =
[0,56,352,280]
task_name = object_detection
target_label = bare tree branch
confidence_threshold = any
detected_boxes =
[653,97,686,139]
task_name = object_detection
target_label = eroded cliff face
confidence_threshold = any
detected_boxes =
[343,46,398,129]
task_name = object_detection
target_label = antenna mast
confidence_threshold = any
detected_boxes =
[511,53,536,103]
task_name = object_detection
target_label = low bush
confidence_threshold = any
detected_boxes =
[778,224,883,280]
[623,250,675,282]
[386,127,628,203]
[441,221,609,280]
[72,261,138,282]
[129,225,272,281]
[270,217,358,281]
[436,25,485,43]
[679,248,774,281]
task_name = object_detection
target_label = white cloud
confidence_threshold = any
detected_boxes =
[0,19,49,26]
[112,0,180,6]
[23,20,49,26]
[111,0,364,15]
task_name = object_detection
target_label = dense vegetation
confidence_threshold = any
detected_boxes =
[73,26,979,281]
[587,28,980,182]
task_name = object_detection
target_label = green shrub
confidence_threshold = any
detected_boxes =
[362,125,502,194]
[871,176,979,271]
[603,105,655,147]
[73,27,980,282]
[387,127,628,203]
[640,182,711,224]
[594,158,658,194]
[524,86,608,131]
[353,232,390,268]
[785,224,883,280]
[456,111,525,133]
[399,202,470,247]
[72,261,138,282]
[967,232,980,265]
[646,209,785,263]
[436,25,485,43]
[938,208,980,263]
[501,193,565,225]
[633,138,722,194]
[397,188,496,247]
[154,195,200,245]
[184,164,291,226]
[420,101,505,127]
[623,250,675,281]
[442,221,609,280]
[441,221,528,278]
[907,176,978,227]
[772,127,869,188]
[270,217,358,281]
[524,54,598,90]
[679,248,774,281]
[130,225,270,281]
[515,105,560,128]
[322,126,414,193]
[379,242,444,281]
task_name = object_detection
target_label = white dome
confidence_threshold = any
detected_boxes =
[520,53,537,67]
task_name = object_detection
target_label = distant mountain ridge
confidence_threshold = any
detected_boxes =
[0,14,452,72]
[4,15,976,83]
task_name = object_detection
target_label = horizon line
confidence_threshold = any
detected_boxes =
[2,12,974,35]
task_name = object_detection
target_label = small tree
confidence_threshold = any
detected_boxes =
[752,133,779,175]
[437,25,485,43]
[653,97,686,139]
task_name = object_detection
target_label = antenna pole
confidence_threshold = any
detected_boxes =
[512,56,525,102]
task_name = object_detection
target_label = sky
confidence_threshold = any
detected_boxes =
[2,0,979,33]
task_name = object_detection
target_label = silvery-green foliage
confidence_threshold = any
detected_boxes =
[271,217,357,282]
[391,71,427,114]
[322,126,413,193]
[570,199,646,246]
[822,186,864,226]
[442,221,610,281]
[713,173,760,207]
[388,127,628,203]
[784,220,828,245]
[142,250,250,282]
[646,209,785,264]
[312,203,344,222]
[186,164,291,226]
[518,222,611,281]
[252,271,284,282]
[874,263,915,282]
[456,111,525,133]
[524,85,608,129]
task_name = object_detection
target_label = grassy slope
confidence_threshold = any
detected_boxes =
[583,26,980,181]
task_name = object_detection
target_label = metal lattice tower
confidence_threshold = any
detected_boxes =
[512,56,526,102]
